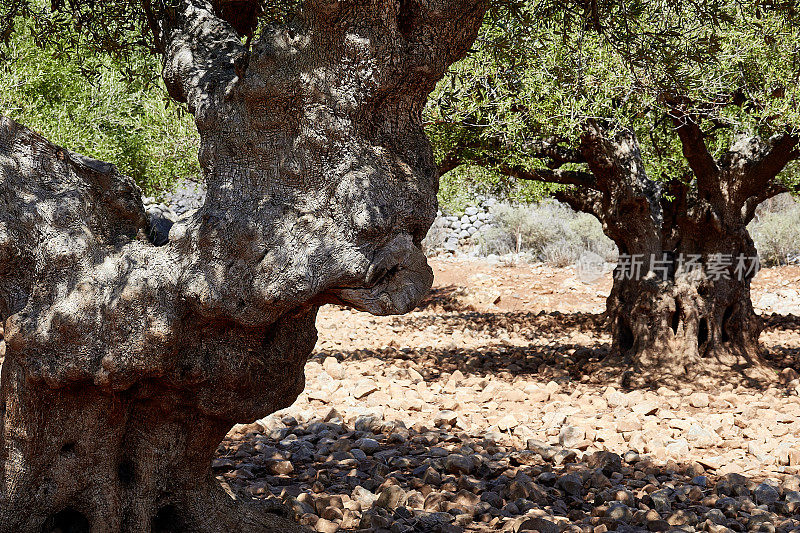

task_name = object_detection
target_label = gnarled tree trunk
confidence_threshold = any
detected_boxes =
[556,121,797,382]
[607,242,763,382]
[0,0,488,530]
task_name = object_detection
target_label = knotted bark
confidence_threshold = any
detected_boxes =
[0,0,488,530]
[556,121,797,383]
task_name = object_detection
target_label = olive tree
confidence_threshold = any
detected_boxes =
[0,0,487,530]
[430,1,800,382]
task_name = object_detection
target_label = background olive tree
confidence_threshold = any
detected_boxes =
[427,0,800,382]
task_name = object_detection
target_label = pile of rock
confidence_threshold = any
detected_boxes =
[429,199,497,253]
[142,180,204,218]
[142,181,205,245]
[163,180,206,217]
[220,409,800,533]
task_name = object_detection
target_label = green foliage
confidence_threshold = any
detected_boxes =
[0,19,199,196]
[427,0,800,197]
[1,0,302,66]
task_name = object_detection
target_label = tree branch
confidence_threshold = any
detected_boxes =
[750,133,800,186]
[160,0,243,108]
[520,137,586,168]
[438,151,464,176]
[742,181,790,223]
[140,0,164,53]
[479,157,598,189]
[554,188,604,219]
[669,108,719,184]
[720,133,799,209]
[436,134,584,177]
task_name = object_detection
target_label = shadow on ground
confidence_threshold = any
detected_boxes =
[217,416,800,533]
[315,303,800,391]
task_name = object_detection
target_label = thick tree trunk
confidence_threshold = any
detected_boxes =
[0,120,318,532]
[556,124,794,383]
[0,1,488,530]
[1,311,315,532]
[608,262,763,382]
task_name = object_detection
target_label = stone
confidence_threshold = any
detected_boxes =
[315,518,340,533]
[697,456,723,470]
[686,424,720,448]
[407,368,424,383]
[480,491,503,508]
[355,438,380,454]
[353,379,379,399]
[615,414,643,432]
[352,486,379,509]
[516,517,559,533]
[665,439,690,458]
[452,489,480,509]
[434,410,459,427]
[322,357,346,380]
[268,460,294,475]
[753,482,780,505]
[445,454,474,475]
[558,425,586,449]
[646,520,670,532]
[649,490,672,513]
[355,414,382,433]
[587,451,622,476]
[606,390,630,408]
[632,401,659,416]
[716,473,751,497]
[557,473,584,496]
[688,392,710,408]
[421,466,442,486]
[550,448,576,466]
[606,502,633,522]
[497,414,519,431]
[375,485,407,509]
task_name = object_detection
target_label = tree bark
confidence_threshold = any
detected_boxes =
[558,124,796,383]
[607,242,764,382]
[0,0,488,530]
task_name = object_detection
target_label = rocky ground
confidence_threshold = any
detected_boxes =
[211,259,800,532]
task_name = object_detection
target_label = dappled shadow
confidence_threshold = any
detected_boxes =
[761,313,800,378]
[393,309,608,337]
[414,285,468,312]
[316,306,800,389]
[317,340,610,383]
[314,310,610,383]
[216,417,800,532]
[763,313,800,332]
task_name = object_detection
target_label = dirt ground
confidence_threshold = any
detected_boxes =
[314,258,800,377]
[213,259,800,532]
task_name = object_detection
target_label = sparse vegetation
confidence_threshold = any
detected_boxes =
[474,200,617,265]
[749,194,800,267]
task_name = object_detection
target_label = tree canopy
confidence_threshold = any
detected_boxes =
[428,0,800,204]
[4,0,800,204]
